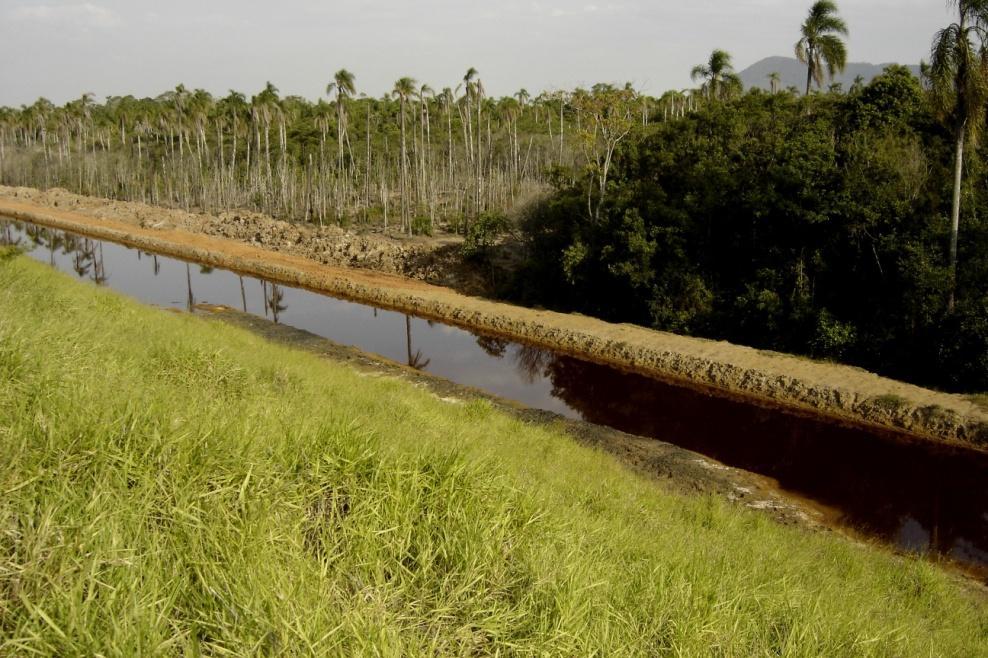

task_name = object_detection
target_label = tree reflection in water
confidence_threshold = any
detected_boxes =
[1,221,20,246]
[265,282,287,323]
[186,263,195,311]
[475,335,508,358]
[405,315,431,370]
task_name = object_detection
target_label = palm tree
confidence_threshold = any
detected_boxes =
[929,0,988,310]
[392,77,417,233]
[327,69,356,173]
[461,68,479,164]
[515,88,530,110]
[250,83,279,180]
[768,72,782,94]
[166,84,190,156]
[690,50,742,101]
[219,91,248,172]
[795,1,849,96]
[439,87,456,183]
[328,69,357,220]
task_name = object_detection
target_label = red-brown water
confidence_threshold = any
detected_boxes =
[4,219,987,581]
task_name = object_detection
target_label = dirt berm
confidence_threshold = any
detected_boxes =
[2,187,987,449]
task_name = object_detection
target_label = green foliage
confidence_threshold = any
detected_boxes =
[1,255,986,655]
[515,70,988,391]
[845,65,924,130]
[463,211,510,260]
[411,214,433,236]
[811,309,858,359]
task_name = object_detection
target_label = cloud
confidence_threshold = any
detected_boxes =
[11,3,122,29]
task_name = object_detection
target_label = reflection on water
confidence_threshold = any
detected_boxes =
[406,316,431,371]
[526,352,988,573]
[4,219,988,580]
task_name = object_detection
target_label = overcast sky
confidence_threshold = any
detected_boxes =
[0,0,950,107]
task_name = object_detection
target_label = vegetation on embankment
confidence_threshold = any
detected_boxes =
[1,252,986,655]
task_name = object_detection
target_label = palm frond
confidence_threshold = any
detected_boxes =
[334,69,357,97]
[812,53,826,88]
[818,35,848,77]
[815,15,849,36]
[795,38,809,64]
[709,49,733,75]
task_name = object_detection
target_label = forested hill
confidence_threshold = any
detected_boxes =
[739,56,922,91]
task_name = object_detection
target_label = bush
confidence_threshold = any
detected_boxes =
[463,211,510,260]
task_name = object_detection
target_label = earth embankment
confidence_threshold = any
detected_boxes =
[2,187,986,448]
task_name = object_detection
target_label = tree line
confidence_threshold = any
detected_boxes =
[510,1,988,392]
[0,69,663,235]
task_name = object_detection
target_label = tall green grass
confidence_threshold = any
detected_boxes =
[0,252,986,656]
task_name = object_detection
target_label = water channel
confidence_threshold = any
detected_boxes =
[3,218,987,581]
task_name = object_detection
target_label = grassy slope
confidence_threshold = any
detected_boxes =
[0,252,985,657]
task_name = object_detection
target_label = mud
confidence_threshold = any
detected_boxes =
[2,188,987,449]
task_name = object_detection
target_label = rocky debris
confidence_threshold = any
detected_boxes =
[0,185,477,290]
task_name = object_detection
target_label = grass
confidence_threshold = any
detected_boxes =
[970,394,988,412]
[0,251,986,656]
[870,393,909,413]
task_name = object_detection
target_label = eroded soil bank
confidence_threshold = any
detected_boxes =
[0,185,486,291]
[2,187,986,448]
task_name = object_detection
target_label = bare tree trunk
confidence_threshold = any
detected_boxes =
[365,104,372,223]
[948,121,965,312]
[559,99,565,165]
[400,97,410,234]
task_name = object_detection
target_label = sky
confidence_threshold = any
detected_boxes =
[0,0,951,107]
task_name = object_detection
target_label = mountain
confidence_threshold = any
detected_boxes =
[738,56,922,93]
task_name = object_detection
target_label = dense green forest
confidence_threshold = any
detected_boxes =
[506,1,988,393]
[513,65,988,392]
[1,1,986,392]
